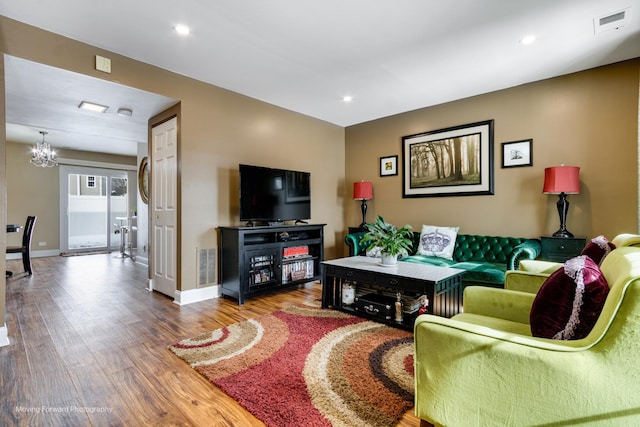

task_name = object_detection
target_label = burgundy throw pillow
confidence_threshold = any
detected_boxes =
[580,235,616,266]
[530,255,609,340]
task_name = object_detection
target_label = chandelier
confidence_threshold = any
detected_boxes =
[30,131,58,168]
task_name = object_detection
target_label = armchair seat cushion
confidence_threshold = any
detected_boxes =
[452,312,533,335]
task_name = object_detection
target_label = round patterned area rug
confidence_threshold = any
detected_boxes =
[169,304,414,427]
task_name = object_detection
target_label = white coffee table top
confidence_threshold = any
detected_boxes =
[323,256,464,282]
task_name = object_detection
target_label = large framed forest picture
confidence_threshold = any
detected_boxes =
[402,120,494,198]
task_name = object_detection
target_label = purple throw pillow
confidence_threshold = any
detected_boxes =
[530,255,609,340]
[580,235,615,266]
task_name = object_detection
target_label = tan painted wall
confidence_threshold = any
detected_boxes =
[345,59,640,243]
[0,17,346,300]
[5,141,136,250]
[1,56,6,329]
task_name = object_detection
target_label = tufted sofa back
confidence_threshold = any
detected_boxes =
[348,231,538,266]
[452,235,532,263]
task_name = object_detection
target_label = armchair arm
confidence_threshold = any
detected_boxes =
[518,259,562,274]
[344,232,367,256]
[504,269,550,293]
[462,286,535,324]
[612,233,640,248]
[506,238,542,270]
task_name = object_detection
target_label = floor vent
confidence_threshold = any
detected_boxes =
[594,9,627,34]
[198,248,216,286]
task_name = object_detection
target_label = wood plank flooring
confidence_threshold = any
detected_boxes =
[2,254,419,426]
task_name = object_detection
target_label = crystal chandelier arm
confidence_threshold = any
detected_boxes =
[30,131,58,167]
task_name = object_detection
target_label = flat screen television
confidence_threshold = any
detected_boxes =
[239,164,311,224]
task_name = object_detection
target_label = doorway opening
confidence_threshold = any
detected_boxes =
[60,165,132,254]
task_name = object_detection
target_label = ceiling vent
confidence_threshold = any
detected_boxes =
[594,9,628,34]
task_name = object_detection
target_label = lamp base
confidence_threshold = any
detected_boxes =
[359,199,368,229]
[552,229,574,238]
[553,192,574,239]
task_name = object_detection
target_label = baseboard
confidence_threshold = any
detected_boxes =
[174,285,220,306]
[6,249,60,260]
[0,324,9,347]
[135,255,149,266]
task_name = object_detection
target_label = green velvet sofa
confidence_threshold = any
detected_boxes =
[413,245,640,426]
[345,231,541,289]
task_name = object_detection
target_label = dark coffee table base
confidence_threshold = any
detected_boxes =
[322,256,464,330]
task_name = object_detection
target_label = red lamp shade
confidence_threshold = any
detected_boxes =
[543,166,580,194]
[353,181,373,200]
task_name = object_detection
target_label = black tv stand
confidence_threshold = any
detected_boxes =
[218,224,325,304]
[295,219,308,224]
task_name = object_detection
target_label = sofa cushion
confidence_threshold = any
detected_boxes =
[400,254,457,268]
[580,235,615,265]
[418,225,459,260]
[452,261,507,285]
[530,255,609,340]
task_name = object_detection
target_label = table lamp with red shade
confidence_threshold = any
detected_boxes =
[543,165,580,238]
[353,181,373,229]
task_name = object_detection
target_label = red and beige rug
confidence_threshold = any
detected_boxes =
[169,304,414,427]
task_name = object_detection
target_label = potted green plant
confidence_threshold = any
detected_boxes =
[361,215,413,266]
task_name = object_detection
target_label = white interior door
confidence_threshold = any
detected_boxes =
[151,117,178,297]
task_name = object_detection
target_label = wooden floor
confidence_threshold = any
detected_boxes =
[2,254,419,426]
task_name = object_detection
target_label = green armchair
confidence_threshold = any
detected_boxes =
[414,246,640,426]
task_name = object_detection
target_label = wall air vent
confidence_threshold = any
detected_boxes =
[594,9,628,34]
[197,248,216,286]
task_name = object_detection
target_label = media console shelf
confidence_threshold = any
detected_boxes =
[218,224,325,304]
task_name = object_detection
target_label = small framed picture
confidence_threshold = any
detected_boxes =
[502,139,533,168]
[380,155,398,177]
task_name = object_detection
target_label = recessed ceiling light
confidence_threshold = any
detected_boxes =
[174,24,191,36]
[117,108,133,117]
[342,95,353,103]
[520,35,536,45]
[78,101,108,113]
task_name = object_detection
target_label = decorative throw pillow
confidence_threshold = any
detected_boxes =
[418,225,459,260]
[580,235,616,266]
[530,255,609,340]
[366,246,382,258]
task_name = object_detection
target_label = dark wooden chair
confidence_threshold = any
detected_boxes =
[6,216,37,275]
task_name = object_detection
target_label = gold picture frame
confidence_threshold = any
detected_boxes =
[138,156,149,204]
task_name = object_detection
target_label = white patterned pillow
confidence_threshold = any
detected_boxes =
[366,246,383,258]
[418,225,459,260]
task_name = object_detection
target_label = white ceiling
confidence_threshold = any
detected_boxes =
[4,56,177,156]
[2,0,640,156]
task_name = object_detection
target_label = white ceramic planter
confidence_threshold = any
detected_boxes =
[380,253,398,266]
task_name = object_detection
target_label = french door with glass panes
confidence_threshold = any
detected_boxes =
[60,165,129,254]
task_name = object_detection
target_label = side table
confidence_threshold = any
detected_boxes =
[540,236,586,262]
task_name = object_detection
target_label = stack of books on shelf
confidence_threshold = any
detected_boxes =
[252,269,273,284]
[250,255,274,285]
[402,294,427,314]
[282,259,314,283]
[283,245,309,258]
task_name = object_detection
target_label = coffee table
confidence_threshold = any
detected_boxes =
[322,256,464,329]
